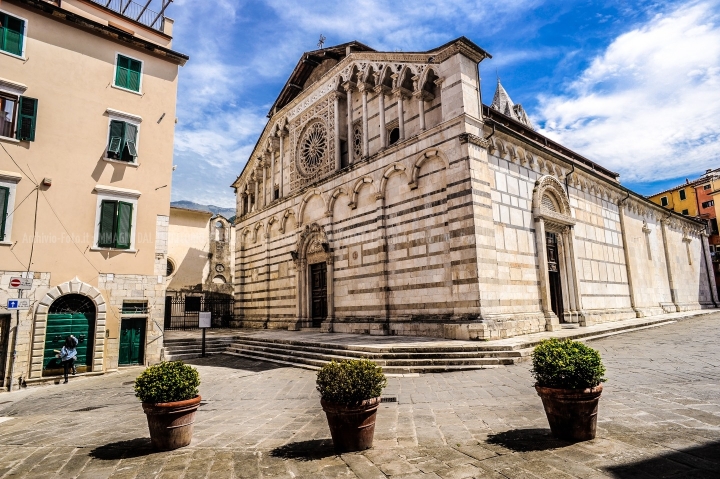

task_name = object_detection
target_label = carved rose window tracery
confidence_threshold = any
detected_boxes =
[297,121,327,177]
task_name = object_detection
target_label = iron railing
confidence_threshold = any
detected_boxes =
[164,295,236,330]
[90,0,166,32]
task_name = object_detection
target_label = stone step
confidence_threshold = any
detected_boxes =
[225,345,513,370]
[222,349,500,374]
[163,343,234,353]
[165,351,226,361]
[163,337,238,347]
[228,341,524,363]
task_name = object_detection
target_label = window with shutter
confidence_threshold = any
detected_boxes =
[16,96,37,141]
[0,186,9,241]
[115,54,142,92]
[1,13,25,57]
[98,200,118,247]
[107,120,125,158]
[123,123,138,160]
[115,202,133,249]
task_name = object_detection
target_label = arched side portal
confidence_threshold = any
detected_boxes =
[532,175,585,329]
[290,223,333,330]
[32,277,107,378]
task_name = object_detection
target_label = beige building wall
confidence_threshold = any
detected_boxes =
[0,0,187,388]
[167,208,213,292]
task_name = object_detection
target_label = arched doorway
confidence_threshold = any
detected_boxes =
[43,294,96,376]
[292,223,334,329]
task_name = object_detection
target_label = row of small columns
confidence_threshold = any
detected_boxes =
[332,76,438,168]
[240,131,287,216]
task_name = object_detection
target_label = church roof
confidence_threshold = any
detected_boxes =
[490,79,534,130]
[268,41,375,117]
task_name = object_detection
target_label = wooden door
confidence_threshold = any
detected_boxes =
[119,318,145,366]
[43,313,92,375]
[546,232,564,320]
[310,262,327,327]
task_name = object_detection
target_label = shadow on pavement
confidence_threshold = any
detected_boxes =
[89,438,155,460]
[486,428,570,452]
[269,439,337,461]
[184,355,285,373]
[604,440,720,478]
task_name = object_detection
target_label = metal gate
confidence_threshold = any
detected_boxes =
[163,294,235,330]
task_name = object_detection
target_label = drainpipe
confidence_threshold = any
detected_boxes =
[565,164,575,196]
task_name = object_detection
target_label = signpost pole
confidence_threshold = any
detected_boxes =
[202,328,206,358]
[7,290,22,392]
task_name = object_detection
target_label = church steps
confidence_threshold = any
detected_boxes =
[228,339,528,360]
[163,337,238,361]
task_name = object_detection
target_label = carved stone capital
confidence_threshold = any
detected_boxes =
[357,82,372,93]
[343,81,357,92]
[392,87,412,99]
[458,133,490,148]
[373,84,391,96]
[413,90,434,101]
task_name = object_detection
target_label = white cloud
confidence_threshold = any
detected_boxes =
[536,0,720,183]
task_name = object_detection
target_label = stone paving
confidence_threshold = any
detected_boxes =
[0,314,719,478]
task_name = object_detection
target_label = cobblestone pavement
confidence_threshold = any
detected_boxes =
[1,314,719,478]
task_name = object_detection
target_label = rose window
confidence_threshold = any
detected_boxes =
[298,121,327,176]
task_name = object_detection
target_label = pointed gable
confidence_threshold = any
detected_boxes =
[490,79,534,130]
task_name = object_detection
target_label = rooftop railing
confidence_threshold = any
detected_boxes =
[89,0,170,32]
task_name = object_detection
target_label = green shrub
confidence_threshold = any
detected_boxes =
[531,338,606,389]
[316,359,387,405]
[134,361,200,403]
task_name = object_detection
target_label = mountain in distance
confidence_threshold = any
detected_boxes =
[171,200,235,219]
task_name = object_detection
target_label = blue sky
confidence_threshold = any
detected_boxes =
[165,0,720,207]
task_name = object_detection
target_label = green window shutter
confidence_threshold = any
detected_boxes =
[16,97,38,141]
[115,201,133,249]
[115,55,130,89]
[123,123,138,160]
[98,200,118,247]
[128,59,142,92]
[0,186,8,242]
[1,14,24,56]
[108,120,125,157]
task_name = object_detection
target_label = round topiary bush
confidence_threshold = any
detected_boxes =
[317,359,387,405]
[531,338,606,389]
[134,361,200,404]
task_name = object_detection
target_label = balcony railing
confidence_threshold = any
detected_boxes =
[89,0,168,32]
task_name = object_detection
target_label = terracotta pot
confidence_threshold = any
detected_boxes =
[142,395,201,451]
[321,397,380,453]
[535,385,602,441]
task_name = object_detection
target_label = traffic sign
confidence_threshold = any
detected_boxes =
[7,299,30,310]
[8,277,32,290]
[199,312,211,328]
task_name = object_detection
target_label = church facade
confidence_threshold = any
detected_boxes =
[231,37,718,340]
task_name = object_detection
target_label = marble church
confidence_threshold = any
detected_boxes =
[231,37,717,340]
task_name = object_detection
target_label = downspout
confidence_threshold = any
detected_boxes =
[565,164,575,196]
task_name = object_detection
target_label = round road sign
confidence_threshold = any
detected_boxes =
[9,278,22,288]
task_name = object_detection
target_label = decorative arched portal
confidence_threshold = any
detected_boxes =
[43,294,96,376]
[32,277,107,378]
[532,175,585,329]
[291,223,333,329]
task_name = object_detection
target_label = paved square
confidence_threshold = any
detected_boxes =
[1,314,719,478]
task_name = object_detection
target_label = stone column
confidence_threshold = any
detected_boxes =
[270,150,275,202]
[534,218,561,331]
[278,131,285,198]
[394,90,406,141]
[566,226,586,325]
[415,91,429,131]
[560,228,576,320]
[374,85,388,148]
[359,83,370,157]
[331,92,341,170]
[324,255,335,332]
[660,217,681,311]
[376,193,390,334]
[344,82,356,163]
[618,200,642,317]
[298,259,307,326]
[261,161,267,208]
[701,232,719,306]
[253,178,259,212]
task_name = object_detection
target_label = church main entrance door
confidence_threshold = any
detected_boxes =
[546,232,564,320]
[310,262,327,327]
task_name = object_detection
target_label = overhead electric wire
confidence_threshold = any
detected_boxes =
[0,143,38,187]
[26,188,39,274]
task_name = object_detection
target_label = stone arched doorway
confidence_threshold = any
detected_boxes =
[32,278,107,378]
[532,175,585,329]
[291,223,334,330]
[43,294,96,376]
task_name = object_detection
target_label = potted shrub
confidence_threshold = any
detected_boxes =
[532,338,606,441]
[134,361,201,451]
[317,359,387,453]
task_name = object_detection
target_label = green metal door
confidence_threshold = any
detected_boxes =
[119,318,145,366]
[43,313,92,376]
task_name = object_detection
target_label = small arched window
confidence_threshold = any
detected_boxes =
[388,127,400,146]
[215,221,225,242]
